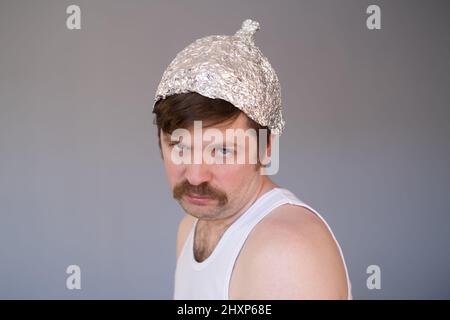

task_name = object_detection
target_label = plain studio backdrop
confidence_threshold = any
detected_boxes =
[0,0,449,299]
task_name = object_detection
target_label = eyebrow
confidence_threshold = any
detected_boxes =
[209,142,239,148]
[162,133,176,143]
[162,133,243,147]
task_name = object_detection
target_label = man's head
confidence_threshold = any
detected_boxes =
[153,92,273,220]
[152,19,284,220]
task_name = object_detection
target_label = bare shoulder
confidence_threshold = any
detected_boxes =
[176,214,196,259]
[231,204,348,299]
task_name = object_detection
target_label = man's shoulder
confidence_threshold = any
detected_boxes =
[232,204,348,299]
[252,203,335,254]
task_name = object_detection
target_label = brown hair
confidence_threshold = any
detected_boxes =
[153,92,271,164]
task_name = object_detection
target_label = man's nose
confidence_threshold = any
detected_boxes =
[185,163,212,186]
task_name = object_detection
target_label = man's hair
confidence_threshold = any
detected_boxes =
[153,92,271,164]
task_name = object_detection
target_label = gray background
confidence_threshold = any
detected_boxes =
[1,0,449,299]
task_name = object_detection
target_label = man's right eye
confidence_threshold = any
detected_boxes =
[170,142,189,152]
[174,144,184,151]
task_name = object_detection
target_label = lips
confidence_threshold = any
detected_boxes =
[184,192,213,205]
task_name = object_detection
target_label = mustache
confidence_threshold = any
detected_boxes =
[173,180,228,206]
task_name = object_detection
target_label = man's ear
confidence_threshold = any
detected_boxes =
[258,133,272,167]
[159,140,164,159]
[259,133,279,175]
[158,129,165,160]
[267,133,273,157]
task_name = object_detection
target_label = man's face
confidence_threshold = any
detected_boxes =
[160,113,264,221]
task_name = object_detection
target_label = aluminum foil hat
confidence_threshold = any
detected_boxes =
[153,19,285,135]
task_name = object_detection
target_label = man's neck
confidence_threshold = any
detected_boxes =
[207,177,276,226]
[193,177,278,262]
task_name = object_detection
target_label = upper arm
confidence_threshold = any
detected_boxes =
[233,205,348,299]
[176,214,195,259]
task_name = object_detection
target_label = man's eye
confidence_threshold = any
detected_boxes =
[170,143,188,152]
[216,147,232,156]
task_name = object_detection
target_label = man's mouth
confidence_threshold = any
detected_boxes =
[184,193,214,205]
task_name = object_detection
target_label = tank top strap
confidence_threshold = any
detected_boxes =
[222,187,352,300]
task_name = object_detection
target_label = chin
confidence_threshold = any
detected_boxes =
[179,202,208,216]
[184,206,224,221]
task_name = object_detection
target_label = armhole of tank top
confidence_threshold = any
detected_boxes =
[295,206,352,300]
[226,189,352,300]
[177,218,198,264]
[274,189,353,299]
[317,216,352,299]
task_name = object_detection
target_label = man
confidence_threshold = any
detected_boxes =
[153,19,352,299]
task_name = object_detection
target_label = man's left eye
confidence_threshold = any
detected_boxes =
[216,148,232,156]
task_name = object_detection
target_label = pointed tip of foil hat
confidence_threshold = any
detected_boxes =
[235,19,260,42]
[241,19,260,33]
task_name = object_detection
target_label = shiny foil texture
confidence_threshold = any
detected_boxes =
[154,19,285,135]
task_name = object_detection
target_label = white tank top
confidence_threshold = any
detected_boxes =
[174,187,352,299]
